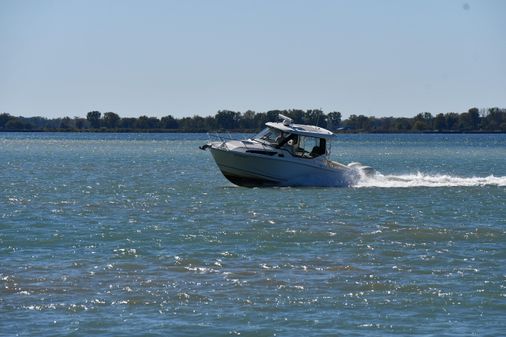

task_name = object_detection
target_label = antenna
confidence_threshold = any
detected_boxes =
[278,114,293,126]
[316,108,322,127]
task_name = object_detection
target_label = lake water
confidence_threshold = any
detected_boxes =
[1,132,505,336]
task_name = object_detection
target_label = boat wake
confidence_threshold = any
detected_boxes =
[354,171,506,188]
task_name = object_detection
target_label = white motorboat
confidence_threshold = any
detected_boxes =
[200,114,374,187]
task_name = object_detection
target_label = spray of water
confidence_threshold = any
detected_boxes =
[354,170,506,188]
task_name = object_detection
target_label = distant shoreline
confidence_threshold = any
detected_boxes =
[1,129,505,134]
[1,107,505,133]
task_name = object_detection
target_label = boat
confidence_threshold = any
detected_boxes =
[200,114,374,187]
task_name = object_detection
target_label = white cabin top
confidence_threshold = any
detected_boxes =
[265,121,334,139]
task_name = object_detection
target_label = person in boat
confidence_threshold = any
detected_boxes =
[258,127,327,158]
[282,134,326,158]
[287,135,299,153]
[275,132,285,145]
[309,138,326,158]
[260,128,284,145]
[276,133,303,155]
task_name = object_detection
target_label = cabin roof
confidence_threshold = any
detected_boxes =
[265,122,334,139]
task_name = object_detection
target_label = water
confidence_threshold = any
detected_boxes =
[1,132,505,336]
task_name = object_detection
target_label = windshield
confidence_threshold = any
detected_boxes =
[253,127,283,145]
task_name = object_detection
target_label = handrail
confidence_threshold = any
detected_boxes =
[206,133,289,154]
[207,132,234,142]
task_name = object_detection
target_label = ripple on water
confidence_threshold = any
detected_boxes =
[1,133,505,336]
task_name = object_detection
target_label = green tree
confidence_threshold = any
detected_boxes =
[458,109,480,131]
[326,111,342,130]
[204,116,216,130]
[60,117,74,130]
[0,113,15,128]
[345,114,359,130]
[458,113,471,131]
[413,112,433,131]
[433,113,446,131]
[5,118,33,130]
[413,120,426,131]
[135,116,150,129]
[345,115,370,131]
[86,111,101,128]
[132,116,160,129]
[239,110,256,129]
[253,112,268,129]
[186,116,206,130]
[467,107,480,129]
[103,112,120,129]
[215,110,239,130]
[394,118,411,131]
[120,118,137,129]
[74,117,87,130]
[483,107,505,130]
[445,113,460,130]
[303,109,326,127]
[147,117,160,129]
[160,115,179,129]
[266,110,280,123]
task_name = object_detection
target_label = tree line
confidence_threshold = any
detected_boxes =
[1,107,505,133]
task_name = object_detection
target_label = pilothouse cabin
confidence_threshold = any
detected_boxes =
[252,115,334,159]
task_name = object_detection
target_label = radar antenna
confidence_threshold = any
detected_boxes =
[278,114,293,126]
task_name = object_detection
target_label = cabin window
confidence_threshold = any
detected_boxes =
[290,136,326,158]
[253,128,328,158]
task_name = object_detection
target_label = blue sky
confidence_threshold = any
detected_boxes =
[1,0,505,118]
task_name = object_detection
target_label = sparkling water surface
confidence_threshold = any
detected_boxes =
[1,133,505,336]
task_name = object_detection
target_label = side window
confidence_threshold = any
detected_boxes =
[307,138,320,156]
[290,136,323,158]
[295,136,308,156]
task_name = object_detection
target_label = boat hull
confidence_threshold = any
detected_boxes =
[209,147,357,187]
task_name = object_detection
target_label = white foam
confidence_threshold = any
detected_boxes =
[354,171,506,188]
